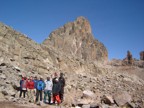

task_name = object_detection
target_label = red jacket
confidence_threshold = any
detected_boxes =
[27,80,34,89]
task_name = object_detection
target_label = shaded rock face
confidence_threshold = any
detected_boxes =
[43,17,108,62]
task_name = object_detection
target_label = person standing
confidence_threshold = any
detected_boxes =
[59,73,65,102]
[33,76,38,91]
[19,77,27,98]
[44,77,53,104]
[52,76,61,105]
[27,77,35,103]
[33,76,38,102]
[35,77,45,105]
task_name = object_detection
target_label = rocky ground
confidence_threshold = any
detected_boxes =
[0,60,144,108]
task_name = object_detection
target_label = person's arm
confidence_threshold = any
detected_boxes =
[63,78,65,87]
[44,81,46,89]
[43,81,45,90]
[32,81,35,89]
[20,80,22,86]
[26,81,29,89]
[58,82,61,93]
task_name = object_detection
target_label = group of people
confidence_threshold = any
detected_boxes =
[19,72,65,105]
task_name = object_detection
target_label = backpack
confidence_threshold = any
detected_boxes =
[37,81,44,90]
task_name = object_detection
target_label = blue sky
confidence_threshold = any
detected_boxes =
[0,0,144,60]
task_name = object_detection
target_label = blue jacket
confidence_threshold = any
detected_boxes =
[37,80,45,90]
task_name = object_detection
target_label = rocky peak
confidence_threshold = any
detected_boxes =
[74,16,92,34]
[140,51,144,60]
[43,17,108,62]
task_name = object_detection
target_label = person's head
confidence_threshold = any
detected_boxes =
[54,72,58,77]
[27,77,30,81]
[21,76,24,80]
[30,76,33,80]
[34,76,37,80]
[47,77,50,81]
[24,77,27,80]
[40,77,43,81]
[21,75,25,80]
[60,72,64,77]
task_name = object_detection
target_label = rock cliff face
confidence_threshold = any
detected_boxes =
[43,17,108,62]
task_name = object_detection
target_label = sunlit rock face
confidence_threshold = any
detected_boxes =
[43,17,108,62]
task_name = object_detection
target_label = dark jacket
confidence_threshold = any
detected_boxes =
[59,77,65,88]
[52,79,61,94]
[20,79,23,90]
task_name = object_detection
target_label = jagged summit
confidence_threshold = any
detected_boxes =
[43,16,108,62]
[75,16,92,34]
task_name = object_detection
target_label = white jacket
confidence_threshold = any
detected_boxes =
[44,80,53,91]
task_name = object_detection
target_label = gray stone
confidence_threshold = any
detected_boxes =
[83,90,95,99]
[82,104,90,108]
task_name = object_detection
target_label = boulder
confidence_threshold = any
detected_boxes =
[113,91,132,106]
[82,90,96,99]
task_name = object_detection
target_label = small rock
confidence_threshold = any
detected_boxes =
[100,104,109,108]
[90,102,99,108]
[83,90,95,99]
[1,90,8,96]
[9,91,16,97]
[0,74,6,79]
[102,95,114,105]
[82,104,90,108]
[77,99,92,107]
[75,106,81,108]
